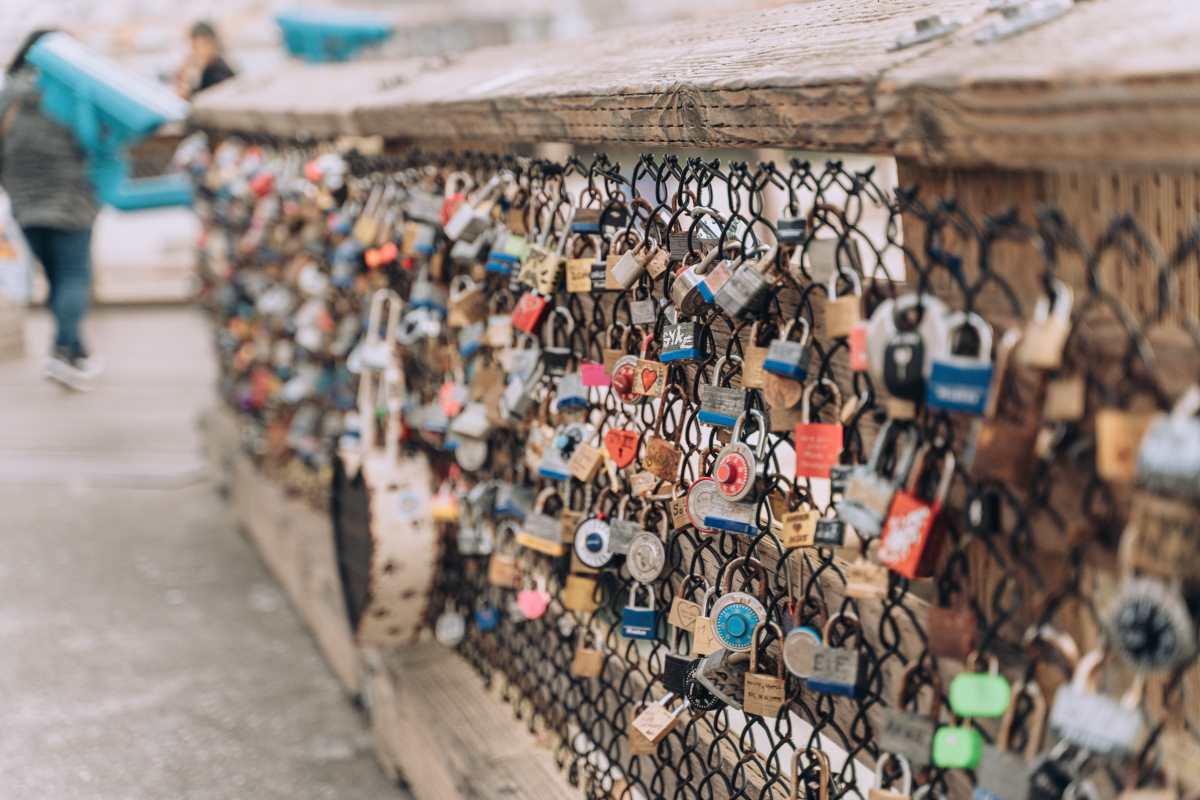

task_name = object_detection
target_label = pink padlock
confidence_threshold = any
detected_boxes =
[580,361,611,388]
[516,575,552,620]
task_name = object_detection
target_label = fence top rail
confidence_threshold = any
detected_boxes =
[190,0,1200,168]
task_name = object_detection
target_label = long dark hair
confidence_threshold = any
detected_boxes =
[7,29,57,76]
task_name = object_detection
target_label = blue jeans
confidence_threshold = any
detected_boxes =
[21,226,93,357]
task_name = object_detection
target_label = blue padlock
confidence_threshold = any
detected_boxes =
[763,318,812,381]
[926,312,995,416]
[709,557,768,652]
[697,357,745,427]
[474,605,500,633]
[660,321,702,362]
[621,584,658,640]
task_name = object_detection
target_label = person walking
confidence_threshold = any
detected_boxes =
[175,21,235,99]
[0,29,101,390]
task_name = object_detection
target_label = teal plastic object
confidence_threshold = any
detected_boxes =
[276,8,393,63]
[932,726,984,769]
[25,33,191,209]
[948,670,1011,718]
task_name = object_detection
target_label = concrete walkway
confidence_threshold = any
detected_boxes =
[0,308,401,799]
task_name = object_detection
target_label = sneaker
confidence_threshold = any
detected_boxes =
[44,349,100,391]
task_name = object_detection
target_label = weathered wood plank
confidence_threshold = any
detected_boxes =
[193,0,1200,167]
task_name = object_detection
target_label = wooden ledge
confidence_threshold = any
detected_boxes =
[192,0,1200,168]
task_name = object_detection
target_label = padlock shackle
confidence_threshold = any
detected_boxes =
[821,610,861,647]
[749,621,786,678]
[995,679,1046,759]
[800,378,843,424]
[790,747,831,800]
[873,752,913,795]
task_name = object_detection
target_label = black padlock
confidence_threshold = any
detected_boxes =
[883,330,926,401]
[1028,744,1084,800]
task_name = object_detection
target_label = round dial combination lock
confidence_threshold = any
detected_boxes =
[710,592,766,651]
[610,355,641,404]
[713,410,768,502]
[686,477,719,532]
[1109,577,1196,672]
[627,532,666,584]
[573,517,613,568]
[714,443,755,500]
[435,610,466,646]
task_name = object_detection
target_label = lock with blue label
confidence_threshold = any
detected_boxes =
[622,584,659,640]
[807,612,864,697]
[709,557,768,652]
[926,311,995,416]
[660,321,702,362]
[764,318,812,381]
[687,478,757,534]
[697,357,746,427]
[474,605,500,633]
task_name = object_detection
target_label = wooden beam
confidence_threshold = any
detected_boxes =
[192,0,1200,167]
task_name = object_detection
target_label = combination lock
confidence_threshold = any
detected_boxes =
[713,409,769,502]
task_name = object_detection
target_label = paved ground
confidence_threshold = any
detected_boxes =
[0,307,402,799]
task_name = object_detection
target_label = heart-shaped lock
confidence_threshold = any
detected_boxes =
[516,574,552,620]
[604,428,640,468]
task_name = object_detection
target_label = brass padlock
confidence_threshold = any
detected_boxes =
[743,622,788,718]
[571,628,605,679]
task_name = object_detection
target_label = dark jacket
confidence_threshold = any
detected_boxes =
[0,68,98,230]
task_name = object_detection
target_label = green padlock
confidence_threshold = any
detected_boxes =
[931,725,983,769]
[948,654,1010,718]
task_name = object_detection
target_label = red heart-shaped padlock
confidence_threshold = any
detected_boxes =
[604,428,640,469]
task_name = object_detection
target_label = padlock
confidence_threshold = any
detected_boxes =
[813,509,846,548]
[865,293,950,399]
[1028,741,1089,800]
[516,573,551,621]
[697,258,734,306]
[541,307,577,377]
[713,409,769,502]
[878,448,954,579]
[789,748,832,800]
[516,488,566,556]
[603,427,640,469]
[692,648,749,708]
[629,692,687,748]
[715,245,775,318]
[692,586,724,656]
[868,753,913,800]
[1107,575,1197,672]
[780,505,818,549]
[621,583,658,640]
[931,724,984,770]
[926,312,994,416]
[660,320,702,362]
[610,238,653,289]
[572,514,614,569]
[777,215,806,245]
[965,328,1038,484]
[698,356,747,427]
[571,628,605,679]
[710,557,768,652]
[974,680,1046,800]
[1017,278,1073,370]
[563,573,599,613]
[783,617,823,679]
[825,269,863,339]
[1096,407,1155,483]
[1135,384,1200,501]
[662,610,699,696]
[877,662,941,767]
[741,321,770,389]
[474,604,500,633]
[1048,648,1147,756]
[554,370,589,413]
[626,522,666,585]
[511,290,550,334]
[808,612,863,697]
[743,622,788,718]
[764,318,813,381]
[435,608,466,646]
[794,378,845,479]
[948,653,1011,719]
[608,496,644,556]
[927,592,978,661]
[568,439,605,482]
[443,176,498,243]
[837,420,919,539]
[539,421,590,482]
[447,275,487,328]
[845,555,890,599]
[670,244,720,315]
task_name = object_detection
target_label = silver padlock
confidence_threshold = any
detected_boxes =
[1135,384,1200,502]
[610,238,653,289]
[836,421,919,539]
[670,246,721,315]
[715,244,776,318]
[1048,648,1146,757]
[698,356,747,428]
